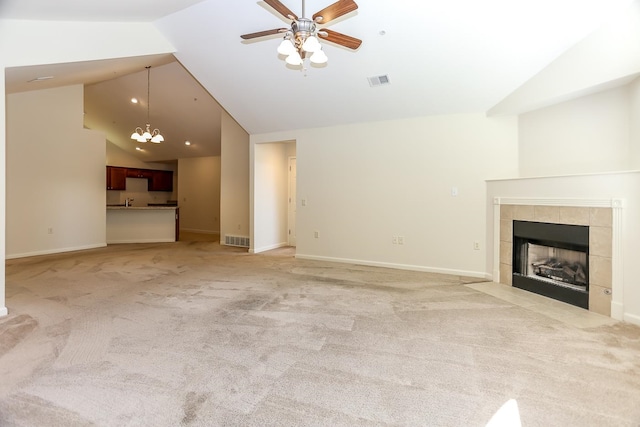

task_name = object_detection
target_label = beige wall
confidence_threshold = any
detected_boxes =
[106,141,175,171]
[177,156,220,234]
[220,111,250,242]
[518,85,631,176]
[252,114,519,276]
[6,85,106,258]
[630,77,640,169]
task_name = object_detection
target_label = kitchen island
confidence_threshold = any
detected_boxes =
[106,206,179,243]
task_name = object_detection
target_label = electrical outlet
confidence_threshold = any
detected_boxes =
[474,241,480,250]
[47,227,53,235]
[398,236,404,245]
[237,224,241,230]
[392,236,398,244]
[301,199,307,207]
[451,187,459,197]
[314,231,320,238]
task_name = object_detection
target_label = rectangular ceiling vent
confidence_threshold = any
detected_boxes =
[368,74,391,87]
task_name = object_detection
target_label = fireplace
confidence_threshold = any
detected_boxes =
[512,220,589,309]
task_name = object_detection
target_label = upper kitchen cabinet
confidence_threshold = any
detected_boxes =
[126,168,153,179]
[149,170,173,192]
[106,166,127,190]
[106,166,173,192]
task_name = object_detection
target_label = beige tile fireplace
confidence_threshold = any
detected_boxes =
[493,198,622,317]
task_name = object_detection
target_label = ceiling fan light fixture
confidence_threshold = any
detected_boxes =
[310,49,328,64]
[277,38,296,56]
[242,0,361,70]
[302,35,320,52]
[286,51,303,66]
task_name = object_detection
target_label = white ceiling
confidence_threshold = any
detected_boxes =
[3,0,637,161]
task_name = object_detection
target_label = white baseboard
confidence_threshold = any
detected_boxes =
[611,301,625,321]
[624,312,640,327]
[250,242,288,254]
[294,253,487,279]
[6,243,107,260]
[0,307,7,317]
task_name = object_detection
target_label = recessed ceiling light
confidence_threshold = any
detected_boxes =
[131,98,138,104]
[185,141,191,146]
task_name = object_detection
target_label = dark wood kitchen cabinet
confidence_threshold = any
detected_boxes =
[148,170,173,192]
[106,166,127,190]
[106,166,173,192]
[126,168,153,179]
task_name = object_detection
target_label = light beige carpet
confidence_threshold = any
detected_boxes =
[1,239,639,426]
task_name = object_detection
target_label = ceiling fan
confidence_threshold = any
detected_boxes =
[241,0,361,66]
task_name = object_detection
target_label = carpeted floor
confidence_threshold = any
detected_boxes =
[0,238,639,426]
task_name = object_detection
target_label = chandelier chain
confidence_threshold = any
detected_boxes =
[146,66,151,123]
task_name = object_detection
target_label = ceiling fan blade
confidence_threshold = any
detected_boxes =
[313,0,358,24]
[241,28,288,40]
[264,0,298,20]
[318,29,362,50]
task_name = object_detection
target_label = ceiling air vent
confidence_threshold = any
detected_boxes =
[368,74,390,87]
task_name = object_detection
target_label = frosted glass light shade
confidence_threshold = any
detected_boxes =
[310,49,328,64]
[277,39,296,56]
[286,51,303,65]
[136,135,147,143]
[302,36,321,53]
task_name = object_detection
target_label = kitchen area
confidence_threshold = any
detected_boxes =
[106,166,179,243]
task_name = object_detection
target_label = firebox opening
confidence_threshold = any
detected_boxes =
[512,221,589,309]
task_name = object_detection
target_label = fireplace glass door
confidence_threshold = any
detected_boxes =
[512,220,589,309]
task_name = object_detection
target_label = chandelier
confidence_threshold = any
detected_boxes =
[130,66,164,143]
[277,18,328,66]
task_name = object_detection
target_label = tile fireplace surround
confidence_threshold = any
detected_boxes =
[494,198,622,318]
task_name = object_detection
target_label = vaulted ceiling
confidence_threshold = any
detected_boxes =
[2,0,636,162]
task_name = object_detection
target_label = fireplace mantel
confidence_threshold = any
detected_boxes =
[492,197,623,319]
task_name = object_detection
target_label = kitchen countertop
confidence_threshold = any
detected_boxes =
[107,206,178,210]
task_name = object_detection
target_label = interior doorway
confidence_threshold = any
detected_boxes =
[252,140,296,253]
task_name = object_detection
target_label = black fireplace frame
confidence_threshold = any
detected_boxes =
[512,220,589,309]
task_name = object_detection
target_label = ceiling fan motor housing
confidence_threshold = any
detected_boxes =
[292,18,316,50]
